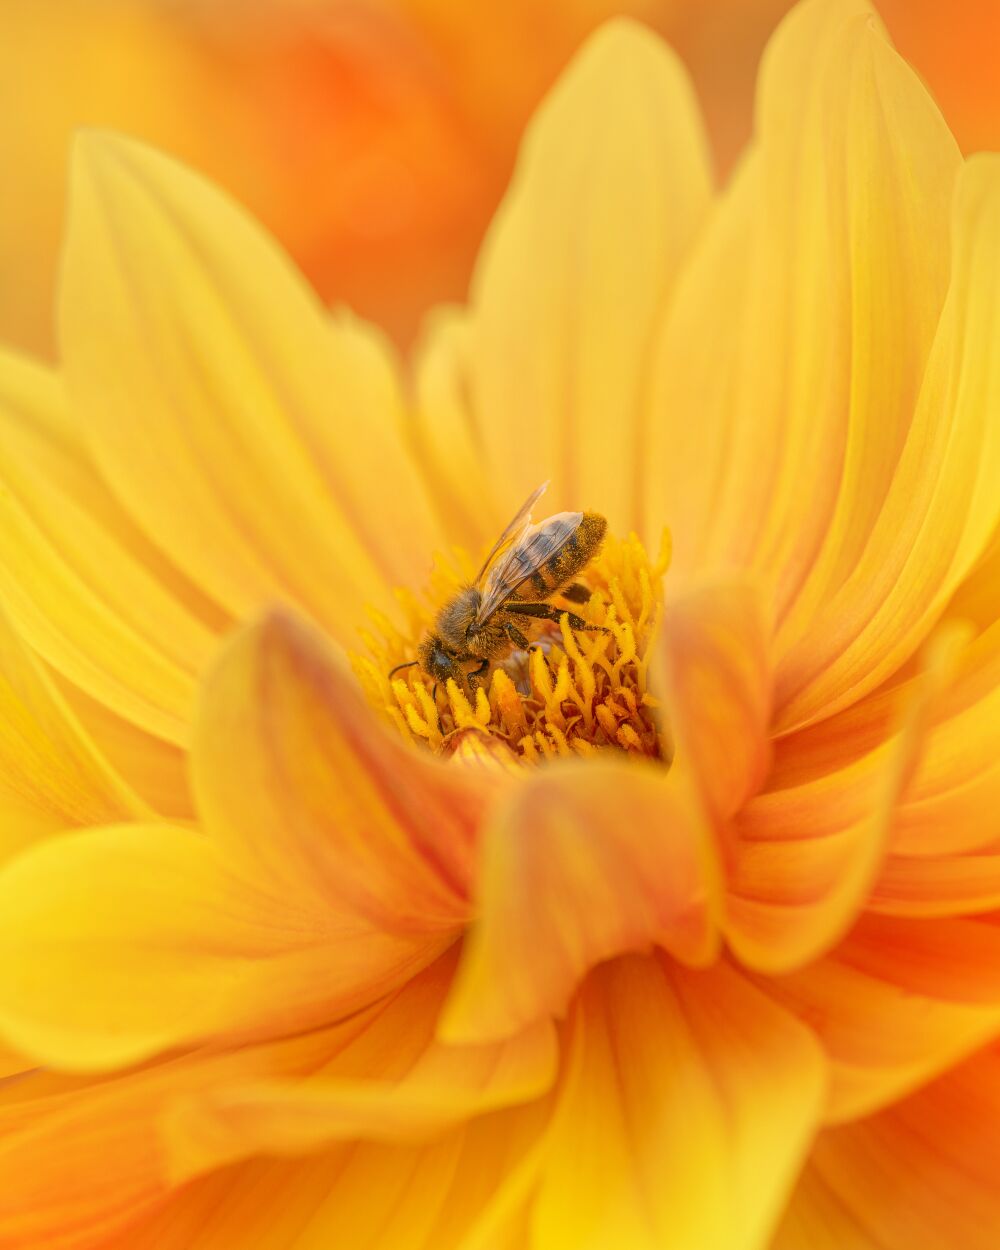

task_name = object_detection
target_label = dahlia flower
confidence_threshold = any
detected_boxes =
[1,1,1000,1247]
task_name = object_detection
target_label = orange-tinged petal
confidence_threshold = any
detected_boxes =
[655,578,773,824]
[193,609,483,930]
[726,624,967,972]
[439,760,720,1045]
[101,1103,550,1250]
[166,950,555,1181]
[0,1025,350,1250]
[0,603,148,861]
[776,153,1000,730]
[533,955,825,1250]
[0,822,445,1071]
[763,913,1000,1122]
[59,131,442,649]
[0,349,222,743]
[646,0,960,617]
[773,1043,1000,1250]
[469,18,713,534]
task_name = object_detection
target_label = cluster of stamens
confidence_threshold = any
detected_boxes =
[353,529,672,765]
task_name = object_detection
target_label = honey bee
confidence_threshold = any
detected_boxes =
[390,482,608,693]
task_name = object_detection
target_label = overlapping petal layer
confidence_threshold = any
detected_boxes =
[773,1043,1000,1250]
[468,17,713,534]
[533,956,824,1250]
[0,349,221,743]
[440,760,720,1044]
[59,132,443,660]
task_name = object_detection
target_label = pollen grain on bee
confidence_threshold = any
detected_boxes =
[352,528,672,766]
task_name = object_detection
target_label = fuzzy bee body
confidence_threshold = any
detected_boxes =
[407,485,608,692]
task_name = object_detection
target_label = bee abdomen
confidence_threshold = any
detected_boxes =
[531,511,607,596]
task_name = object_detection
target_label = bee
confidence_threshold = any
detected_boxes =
[390,482,607,694]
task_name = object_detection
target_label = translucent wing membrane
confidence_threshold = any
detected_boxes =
[475,511,584,624]
[474,480,549,584]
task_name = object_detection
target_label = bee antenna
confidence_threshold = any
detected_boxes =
[388,660,418,679]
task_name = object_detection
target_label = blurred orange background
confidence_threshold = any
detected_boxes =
[2,0,997,359]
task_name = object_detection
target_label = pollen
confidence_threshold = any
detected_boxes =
[352,528,672,764]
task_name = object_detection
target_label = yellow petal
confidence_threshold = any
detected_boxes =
[469,18,712,533]
[645,0,960,615]
[726,623,967,972]
[765,913,1000,1122]
[0,349,223,743]
[193,608,483,930]
[440,760,720,1044]
[0,603,148,861]
[0,1023,350,1249]
[532,955,825,1250]
[166,949,555,1181]
[411,307,500,553]
[54,676,194,820]
[773,1044,1000,1250]
[0,822,445,1071]
[776,153,1000,729]
[59,132,442,650]
[654,578,773,823]
[101,1104,550,1250]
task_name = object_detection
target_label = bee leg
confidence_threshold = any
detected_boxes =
[505,622,532,650]
[561,582,592,604]
[508,603,609,633]
[467,658,490,693]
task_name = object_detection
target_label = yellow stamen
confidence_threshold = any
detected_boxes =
[352,527,671,765]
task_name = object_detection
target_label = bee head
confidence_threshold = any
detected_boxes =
[417,634,462,684]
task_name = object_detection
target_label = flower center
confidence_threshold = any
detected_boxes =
[353,528,672,764]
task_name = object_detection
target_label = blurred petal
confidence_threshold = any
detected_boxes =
[59,132,442,649]
[777,153,1000,729]
[0,822,444,1071]
[167,950,555,1180]
[533,955,824,1250]
[655,578,773,823]
[102,1104,550,1250]
[726,624,967,972]
[646,0,960,624]
[0,604,147,860]
[469,18,712,533]
[193,609,483,929]
[773,1043,1000,1250]
[0,349,222,743]
[412,307,499,554]
[440,761,720,1044]
[765,913,1000,1121]
[0,1025,345,1249]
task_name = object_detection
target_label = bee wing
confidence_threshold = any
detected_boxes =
[475,511,584,625]
[474,481,549,586]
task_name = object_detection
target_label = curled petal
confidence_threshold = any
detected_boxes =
[532,955,825,1250]
[193,609,485,930]
[165,950,556,1181]
[726,624,967,972]
[439,760,721,1044]
[0,822,445,1071]
[654,577,773,824]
